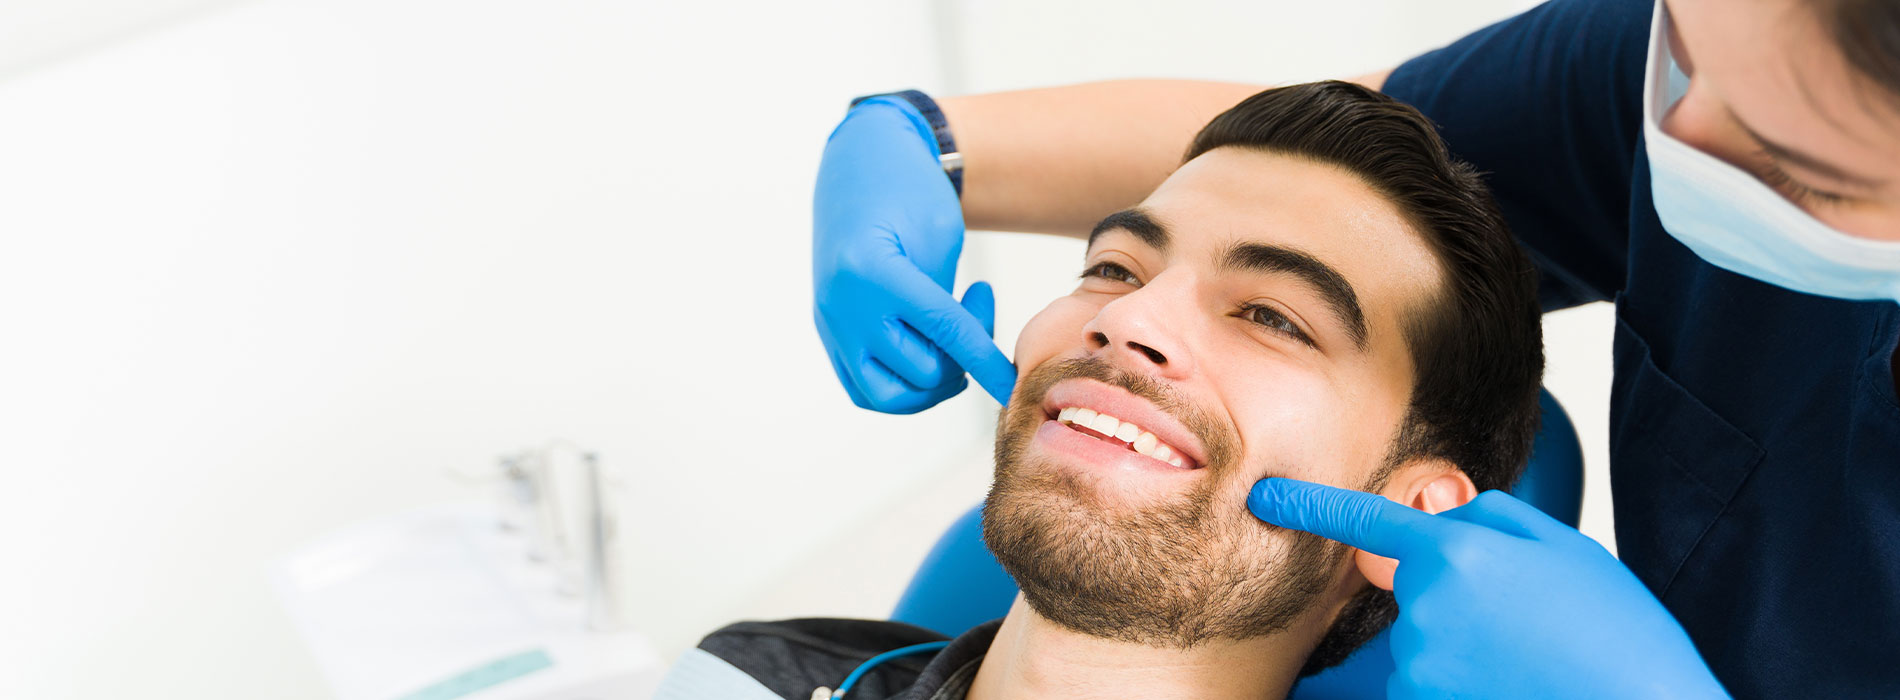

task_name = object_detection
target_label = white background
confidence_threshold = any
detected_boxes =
[0,1,1609,698]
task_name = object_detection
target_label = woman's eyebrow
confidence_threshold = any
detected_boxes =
[1218,241,1368,350]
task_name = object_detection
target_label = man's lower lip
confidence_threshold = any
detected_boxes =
[1031,420,1202,474]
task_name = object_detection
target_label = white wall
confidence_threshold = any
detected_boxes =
[943,0,1534,90]
[0,1,967,698]
[0,1,1615,699]
[0,0,248,79]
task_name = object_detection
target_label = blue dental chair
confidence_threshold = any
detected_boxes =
[890,389,1585,698]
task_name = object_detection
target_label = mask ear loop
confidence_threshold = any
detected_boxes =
[1663,41,1690,109]
[1641,0,1679,132]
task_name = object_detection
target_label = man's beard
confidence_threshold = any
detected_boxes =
[981,356,1356,649]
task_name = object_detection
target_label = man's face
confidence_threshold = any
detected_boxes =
[983,147,1445,647]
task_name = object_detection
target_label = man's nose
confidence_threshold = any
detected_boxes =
[1082,290,1195,380]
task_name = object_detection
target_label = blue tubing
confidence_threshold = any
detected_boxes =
[835,641,952,697]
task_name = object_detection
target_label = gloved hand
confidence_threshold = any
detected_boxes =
[1248,478,1730,700]
[812,97,1016,413]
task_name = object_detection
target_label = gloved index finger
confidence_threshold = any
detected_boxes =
[1246,477,1457,560]
[888,267,1016,404]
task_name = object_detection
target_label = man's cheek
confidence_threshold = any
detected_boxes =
[1224,385,1343,477]
[1011,298,1098,376]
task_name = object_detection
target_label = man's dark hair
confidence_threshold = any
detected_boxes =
[1184,81,1546,675]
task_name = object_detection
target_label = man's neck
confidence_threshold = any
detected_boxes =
[964,596,1323,700]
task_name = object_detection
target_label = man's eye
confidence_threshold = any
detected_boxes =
[1239,303,1316,348]
[1080,261,1142,287]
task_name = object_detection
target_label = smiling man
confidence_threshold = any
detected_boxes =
[659,81,1545,700]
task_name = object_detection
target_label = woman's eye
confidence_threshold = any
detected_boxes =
[1754,150,1848,208]
[1240,303,1316,348]
[1080,261,1142,287]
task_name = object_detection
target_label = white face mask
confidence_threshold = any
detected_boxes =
[1643,2,1900,304]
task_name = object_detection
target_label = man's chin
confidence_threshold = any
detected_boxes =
[981,457,1335,648]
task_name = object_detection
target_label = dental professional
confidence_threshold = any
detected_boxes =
[811,0,1900,697]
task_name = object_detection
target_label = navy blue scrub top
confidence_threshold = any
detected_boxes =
[1381,0,1900,697]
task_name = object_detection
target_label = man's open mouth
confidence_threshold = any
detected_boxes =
[1053,406,1200,469]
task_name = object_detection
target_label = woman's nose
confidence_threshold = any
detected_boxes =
[1660,83,1751,169]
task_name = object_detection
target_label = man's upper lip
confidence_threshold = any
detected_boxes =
[1038,378,1208,467]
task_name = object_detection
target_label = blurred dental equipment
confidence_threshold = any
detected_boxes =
[272,442,661,700]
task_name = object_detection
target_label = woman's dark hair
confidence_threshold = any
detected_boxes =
[1184,81,1546,675]
[1827,0,1900,107]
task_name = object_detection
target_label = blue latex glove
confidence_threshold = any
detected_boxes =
[1248,478,1730,700]
[812,97,1016,413]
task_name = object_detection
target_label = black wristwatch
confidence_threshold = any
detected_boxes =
[850,89,963,197]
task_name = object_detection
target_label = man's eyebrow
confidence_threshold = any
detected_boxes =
[1088,208,1170,252]
[1219,242,1368,350]
[1735,117,1887,190]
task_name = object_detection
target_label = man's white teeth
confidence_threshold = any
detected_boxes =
[1132,432,1158,455]
[1054,406,1191,467]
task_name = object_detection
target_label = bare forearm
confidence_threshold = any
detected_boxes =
[941,80,1264,236]
[940,72,1391,237]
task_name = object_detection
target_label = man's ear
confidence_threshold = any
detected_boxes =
[1353,459,1477,591]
